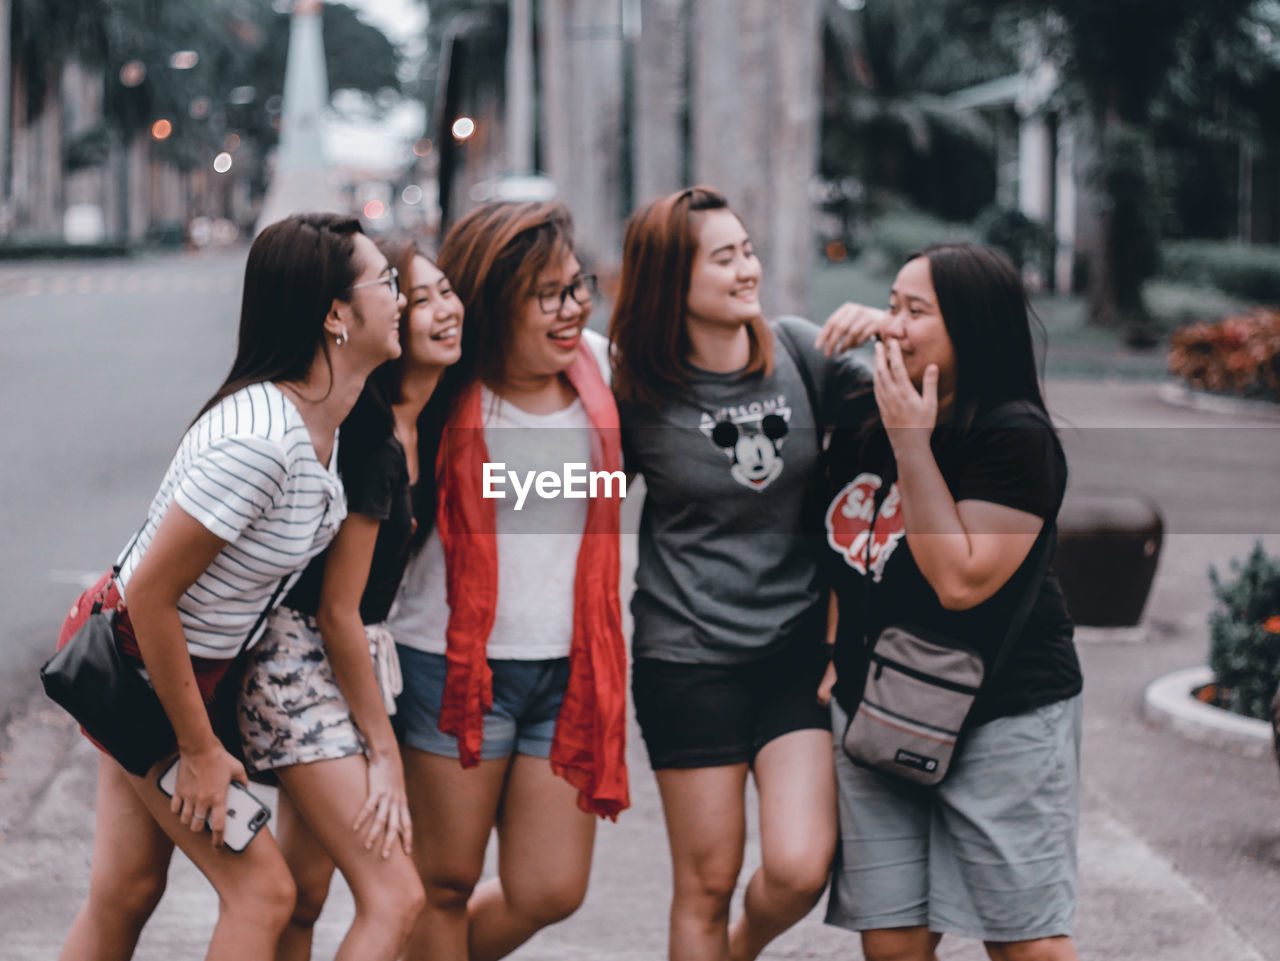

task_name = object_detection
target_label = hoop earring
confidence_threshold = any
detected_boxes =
[335,326,349,347]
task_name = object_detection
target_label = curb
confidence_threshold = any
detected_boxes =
[1158,382,1280,421]
[1143,665,1273,757]
[1075,624,1151,644]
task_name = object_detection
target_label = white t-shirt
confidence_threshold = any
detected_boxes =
[389,330,611,660]
[117,381,346,659]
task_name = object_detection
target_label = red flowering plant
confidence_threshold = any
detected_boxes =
[1168,308,1280,402]
[1206,542,1280,720]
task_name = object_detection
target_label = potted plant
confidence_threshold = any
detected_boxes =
[1202,543,1280,744]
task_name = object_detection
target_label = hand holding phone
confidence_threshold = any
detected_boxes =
[157,757,271,853]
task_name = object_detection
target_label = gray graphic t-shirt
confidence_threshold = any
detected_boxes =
[620,316,869,664]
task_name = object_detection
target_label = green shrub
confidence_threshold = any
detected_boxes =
[974,204,1051,271]
[864,211,976,270]
[1160,241,1280,305]
[1145,280,1248,330]
[1207,541,1280,720]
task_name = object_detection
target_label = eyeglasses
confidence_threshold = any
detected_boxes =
[537,274,597,314]
[351,266,399,299]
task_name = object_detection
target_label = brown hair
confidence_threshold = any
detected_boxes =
[609,185,773,409]
[437,200,575,390]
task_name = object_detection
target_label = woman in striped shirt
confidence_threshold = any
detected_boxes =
[57,213,404,961]
[235,240,465,961]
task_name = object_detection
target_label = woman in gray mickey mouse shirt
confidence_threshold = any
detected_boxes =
[609,185,875,961]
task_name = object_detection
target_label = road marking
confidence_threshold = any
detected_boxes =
[0,273,238,298]
[47,570,105,588]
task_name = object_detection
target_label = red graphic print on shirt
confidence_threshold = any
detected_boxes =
[825,472,905,583]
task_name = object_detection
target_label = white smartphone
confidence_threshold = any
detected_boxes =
[156,757,271,853]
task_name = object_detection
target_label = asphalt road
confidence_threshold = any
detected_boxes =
[0,251,245,725]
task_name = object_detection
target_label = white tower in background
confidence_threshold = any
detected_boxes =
[255,0,347,234]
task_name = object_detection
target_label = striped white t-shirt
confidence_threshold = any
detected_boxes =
[117,381,346,659]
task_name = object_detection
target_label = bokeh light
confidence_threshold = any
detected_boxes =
[413,138,433,157]
[150,119,173,141]
[213,152,233,174]
[119,61,146,87]
[363,200,386,220]
[825,240,848,263]
[401,184,424,205]
[169,51,199,70]
[451,117,476,141]
[228,86,256,106]
[223,133,241,152]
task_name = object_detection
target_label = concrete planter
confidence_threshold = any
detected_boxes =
[1143,665,1272,757]
[1159,382,1280,420]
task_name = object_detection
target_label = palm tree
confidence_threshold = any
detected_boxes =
[820,0,1013,223]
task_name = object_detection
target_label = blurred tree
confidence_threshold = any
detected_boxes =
[972,0,1274,328]
[9,0,403,194]
[820,0,1015,224]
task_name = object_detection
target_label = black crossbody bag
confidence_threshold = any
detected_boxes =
[40,530,288,777]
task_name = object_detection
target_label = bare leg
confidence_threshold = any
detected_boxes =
[274,757,424,961]
[467,755,596,961]
[862,927,944,961]
[67,755,296,961]
[985,936,1079,961]
[400,747,508,961]
[729,729,837,960]
[273,790,336,961]
[654,763,751,961]
[58,755,175,961]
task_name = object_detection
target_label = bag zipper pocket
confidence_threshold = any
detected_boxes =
[870,652,982,695]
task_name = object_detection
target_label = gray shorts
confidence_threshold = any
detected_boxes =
[826,694,1082,943]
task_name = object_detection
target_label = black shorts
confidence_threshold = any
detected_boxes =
[632,639,831,770]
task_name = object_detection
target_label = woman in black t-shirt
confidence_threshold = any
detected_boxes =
[235,241,466,960]
[820,243,1083,960]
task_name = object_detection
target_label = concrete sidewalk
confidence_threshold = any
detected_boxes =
[3,379,1279,959]
[1,695,1273,960]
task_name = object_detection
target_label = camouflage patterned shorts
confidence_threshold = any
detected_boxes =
[238,606,368,774]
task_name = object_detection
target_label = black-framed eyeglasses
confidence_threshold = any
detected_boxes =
[537,274,597,314]
[351,266,399,299]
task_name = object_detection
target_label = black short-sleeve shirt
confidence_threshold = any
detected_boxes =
[284,432,415,625]
[823,398,1082,725]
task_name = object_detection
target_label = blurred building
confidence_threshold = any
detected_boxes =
[432,0,822,316]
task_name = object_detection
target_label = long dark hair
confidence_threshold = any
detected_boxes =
[916,241,1047,429]
[610,185,774,409]
[196,213,363,420]
[363,237,469,549]
[841,242,1050,476]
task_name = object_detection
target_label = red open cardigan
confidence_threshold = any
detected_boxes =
[433,346,630,819]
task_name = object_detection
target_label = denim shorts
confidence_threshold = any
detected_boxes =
[395,646,569,760]
[826,694,1083,943]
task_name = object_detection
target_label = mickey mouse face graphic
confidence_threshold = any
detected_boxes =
[710,412,788,491]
